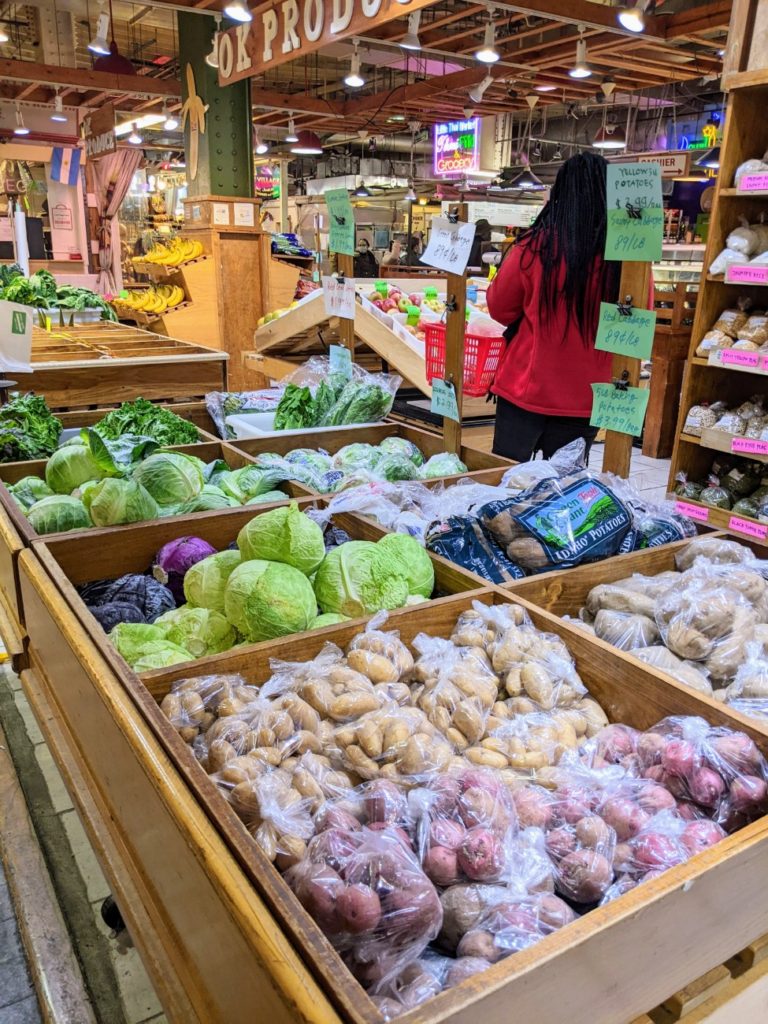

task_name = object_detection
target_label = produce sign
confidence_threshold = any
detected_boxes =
[217,0,437,86]
[605,162,663,263]
[433,119,480,177]
[594,302,656,361]
[590,383,650,438]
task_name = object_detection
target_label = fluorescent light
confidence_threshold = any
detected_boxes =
[13,105,28,136]
[128,123,143,144]
[535,84,557,92]
[569,36,592,78]
[468,74,494,104]
[115,114,165,136]
[475,21,500,63]
[50,93,67,123]
[224,0,251,22]
[344,44,365,88]
[400,11,421,50]
[88,10,111,55]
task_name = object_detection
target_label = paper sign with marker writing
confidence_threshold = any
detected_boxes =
[605,163,663,262]
[725,264,768,285]
[590,383,650,437]
[595,302,656,360]
[0,300,32,372]
[738,173,768,192]
[322,275,355,320]
[325,188,355,256]
[431,378,460,422]
[421,217,476,275]
[329,344,353,381]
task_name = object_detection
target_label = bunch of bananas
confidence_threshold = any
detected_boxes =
[113,284,185,318]
[132,237,204,267]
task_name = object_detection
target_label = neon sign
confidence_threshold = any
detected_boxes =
[433,119,480,177]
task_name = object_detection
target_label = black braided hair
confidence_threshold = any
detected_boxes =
[518,152,622,343]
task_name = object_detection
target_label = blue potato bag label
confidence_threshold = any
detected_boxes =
[426,517,526,583]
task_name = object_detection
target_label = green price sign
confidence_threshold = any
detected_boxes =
[329,343,353,380]
[605,163,663,262]
[590,383,650,437]
[595,303,657,360]
[431,378,460,422]
[325,187,355,256]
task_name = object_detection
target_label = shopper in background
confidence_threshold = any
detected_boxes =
[381,240,403,267]
[468,218,493,270]
[487,152,621,461]
[405,236,422,266]
[354,237,379,277]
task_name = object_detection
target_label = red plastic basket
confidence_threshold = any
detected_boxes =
[423,321,505,397]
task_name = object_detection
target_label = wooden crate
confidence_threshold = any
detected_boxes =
[16,568,768,1024]
[0,442,312,646]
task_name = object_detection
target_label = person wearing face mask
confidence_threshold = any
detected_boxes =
[354,237,378,277]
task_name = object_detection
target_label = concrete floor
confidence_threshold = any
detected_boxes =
[0,867,41,1024]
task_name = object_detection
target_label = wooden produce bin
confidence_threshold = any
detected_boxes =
[16,565,768,1024]
[21,322,227,409]
[0,442,312,652]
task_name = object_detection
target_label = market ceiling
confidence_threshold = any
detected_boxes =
[0,0,730,133]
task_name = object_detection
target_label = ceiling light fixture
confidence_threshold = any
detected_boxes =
[0,25,9,43]
[88,5,111,55]
[344,39,366,88]
[127,123,143,145]
[205,15,222,68]
[93,39,135,75]
[400,11,422,51]
[592,123,627,149]
[223,0,252,22]
[163,106,179,131]
[285,115,299,143]
[535,83,557,92]
[353,182,372,197]
[569,33,592,78]
[618,0,655,33]
[696,146,720,169]
[475,17,500,63]
[468,74,495,105]
[290,129,323,155]
[255,134,269,155]
[12,104,29,136]
[404,184,417,201]
[50,91,67,123]
[510,167,546,190]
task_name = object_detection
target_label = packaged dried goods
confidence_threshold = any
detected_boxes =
[713,308,749,337]
[738,314,768,345]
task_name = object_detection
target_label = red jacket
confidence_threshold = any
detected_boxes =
[487,240,612,418]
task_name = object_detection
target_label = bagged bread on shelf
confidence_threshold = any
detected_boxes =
[696,328,732,356]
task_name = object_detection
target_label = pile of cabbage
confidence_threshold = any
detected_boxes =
[7,429,291,535]
[247,437,468,495]
[80,503,435,671]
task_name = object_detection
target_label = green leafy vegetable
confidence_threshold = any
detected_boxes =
[236,501,325,574]
[224,559,316,641]
[83,477,159,527]
[184,549,242,614]
[27,495,90,534]
[313,541,409,617]
[0,394,62,463]
[274,384,316,430]
[94,398,198,447]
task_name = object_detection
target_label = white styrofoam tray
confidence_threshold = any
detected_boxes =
[225,411,378,440]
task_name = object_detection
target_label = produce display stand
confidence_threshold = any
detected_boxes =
[667,73,768,539]
[15,534,768,1024]
[20,322,227,409]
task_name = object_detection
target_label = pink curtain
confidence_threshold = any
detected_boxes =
[91,148,141,294]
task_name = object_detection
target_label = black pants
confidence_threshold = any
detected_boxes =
[492,396,599,462]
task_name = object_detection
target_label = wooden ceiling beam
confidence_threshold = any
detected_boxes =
[249,86,344,117]
[489,0,665,39]
[343,64,507,116]
[0,58,181,97]
[663,0,731,39]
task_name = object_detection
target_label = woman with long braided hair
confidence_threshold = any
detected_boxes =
[487,152,622,461]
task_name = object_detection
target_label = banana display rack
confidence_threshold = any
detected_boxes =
[122,235,209,326]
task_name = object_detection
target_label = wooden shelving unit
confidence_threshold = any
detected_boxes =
[668,71,768,538]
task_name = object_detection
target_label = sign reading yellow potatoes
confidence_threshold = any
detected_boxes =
[217,0,437,86]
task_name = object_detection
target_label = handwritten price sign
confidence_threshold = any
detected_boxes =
[725,264,768,285]
[322,276,356,320]
[595,302,656,360]
[421,217,476,275]
[430,378,460,422]
[590,383,650,437]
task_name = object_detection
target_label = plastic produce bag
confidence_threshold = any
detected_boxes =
[426,516,526,583]
[204,389,283,439]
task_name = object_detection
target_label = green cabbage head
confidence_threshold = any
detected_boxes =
[10,476,53,510]
[108,622,193,669]
[313,541,409,617]
[84,477,159,527]
[224,559,316,641]
[132,645,193,672]
[27,495,90,535]
[45,443,113,494]
[375,533,434,598]
[237,501,325,575]
[131,452,204,507]
[310,612,351,629]
[184,549,242,614]
[154,606,236,658]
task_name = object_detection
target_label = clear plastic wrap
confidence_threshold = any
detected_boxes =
[696,328,732,357]
[713,309,749,337]
[739,315,768,345]
[159,673,260,742]
[674,534,757,571]
[486,616,587,710]
[499,438,587,493]
[709,248,749,276]
[204,388,283,439]
[454,890,577,963]
[682,402,722,436]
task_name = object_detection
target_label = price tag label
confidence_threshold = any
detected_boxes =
[590,383,650,437]
[431,378,460,422]
[595,302,656,360]
[720,348,761,368]
[329,344,353,381]
[738,173,768,192]
[406,305,421,326]
[732,437,768,455]
[729,515,768,540]
[605,163,663,263]
[325,188,355,256]
[322,275,356,320]
[421,217,476,275]
[675,500,709,522]
[0,300,32,371]
[725,264,768,285]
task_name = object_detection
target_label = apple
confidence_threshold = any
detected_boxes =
[397,297,411,313]
[382,298,398,312]
[372,299,385,310]
[408,293,423,306]
[389,289,403,303]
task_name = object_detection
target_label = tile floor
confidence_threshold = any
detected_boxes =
[0,869,41,1024]
[588,442,672,505]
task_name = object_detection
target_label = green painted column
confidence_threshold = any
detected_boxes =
[177,13,253,197]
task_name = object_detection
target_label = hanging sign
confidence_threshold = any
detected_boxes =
[605,163,663,262]
[325,188,355,256]
[81,104,116,160]
[421,216,476,274]
[329,343,353,379]
[590,383,650,437]
[615,152,691,179]
[594,302,656,360]
[433,119,480,177]
[322,277,356,320]
[0,301,32,373]
[51,204,74,230]
[431,378,460,422]
[217,0,437,86]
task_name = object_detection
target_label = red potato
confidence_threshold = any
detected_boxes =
[676,800,703,822]
[424,846,460,887]
[513,787,554,830]
[430,776,462,814]
[557,849,613,903]
[661,739,699,779]
[457,928,503,963]
[635,782,676,816]
[620,754,644,778]
[600,797,649,841]
[364,780,408,824]
[681,820,726,856]
[459,769,505,798]
[687,767,726,808]
[309,829,362,873]
[457,828,505,882]
[534,893,577,930]
[545,826,577,860]
[338,883,382,934]
[430,819,465,851]
[299,865,345,933]
[710,733,762,775]
[382,878,443,943]
[575,815,614,851]
[315,806,362,834]
[729,774,768,813]
[553,785,597,825]
[632,832,687,871]
[458,787,513,833]
[367,822,413,849]
[636,732,666,770]
[438,883,509,952]
[444,956,493,988]
[595,724,638,763]
[613,842,633,873]
[642,764,666,784]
